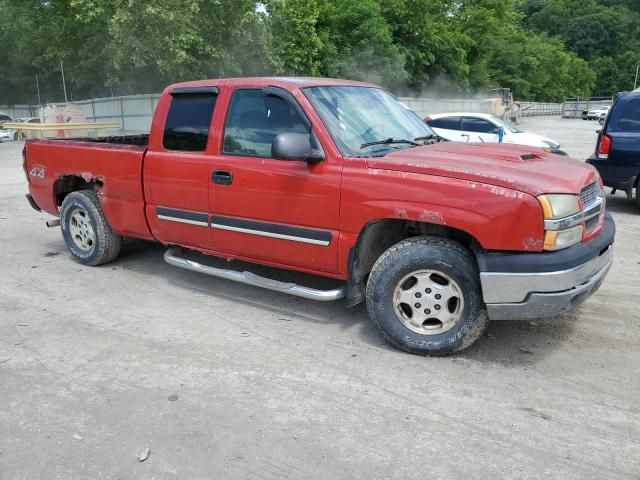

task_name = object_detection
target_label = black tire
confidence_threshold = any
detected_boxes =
[60,190,121,266]
[635,184,640,211]
[365,236,488,356]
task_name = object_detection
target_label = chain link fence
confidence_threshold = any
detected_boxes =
[561,97,614,119]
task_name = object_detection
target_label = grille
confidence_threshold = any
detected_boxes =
[580,181,599,208]
[585,216,599,232]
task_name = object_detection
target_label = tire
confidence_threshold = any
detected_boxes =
[60,190,121,266]
[366,236,488,356]
[598,117,605,125]
[635,183,640,211]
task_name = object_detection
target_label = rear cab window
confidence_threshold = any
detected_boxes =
[163,88,218,151]
[429,116,462,130]
[618,98,640,131]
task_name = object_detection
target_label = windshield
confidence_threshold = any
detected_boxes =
[489,115,521,133]
[303,86,436,157]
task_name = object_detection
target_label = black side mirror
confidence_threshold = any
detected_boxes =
[272,132,324,163]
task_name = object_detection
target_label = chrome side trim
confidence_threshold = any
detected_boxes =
[211,223,331,246]
[156,206,209,227]
[163,247,346,301]
[157,215,209,227]
[480,244,613,304]
[544,196,603,230]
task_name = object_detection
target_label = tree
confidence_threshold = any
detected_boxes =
[269,0,322,75]
[314,0,407,88]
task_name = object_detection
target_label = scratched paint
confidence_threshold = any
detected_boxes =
[522,236,544,251]
[394,208,408,218]
[419,210,446,225]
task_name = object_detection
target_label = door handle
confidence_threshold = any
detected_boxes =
[212,170,233,185]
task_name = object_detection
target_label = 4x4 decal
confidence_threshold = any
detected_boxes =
[29,167,45,179]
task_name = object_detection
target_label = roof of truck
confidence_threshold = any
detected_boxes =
[165,77,380,92]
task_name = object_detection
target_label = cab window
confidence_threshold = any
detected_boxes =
[223,89,309,158]
[163,92,217,152]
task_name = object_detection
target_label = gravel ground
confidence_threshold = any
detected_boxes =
[1,117,639,480]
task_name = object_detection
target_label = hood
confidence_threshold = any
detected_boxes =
[365,142,599,197]
[509,132,559,148]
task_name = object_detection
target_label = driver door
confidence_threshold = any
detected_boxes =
[209,87,341,274]
[461,117,499,143]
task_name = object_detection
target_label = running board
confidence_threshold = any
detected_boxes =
[163,247,346,302]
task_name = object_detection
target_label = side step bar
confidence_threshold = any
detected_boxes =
[163,247,346,302]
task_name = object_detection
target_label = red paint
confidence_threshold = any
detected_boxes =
[24,77,605,281]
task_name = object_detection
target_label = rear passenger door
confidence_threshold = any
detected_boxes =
[144,87,218,249]
[461,117,499,143]
[209,87,341,274]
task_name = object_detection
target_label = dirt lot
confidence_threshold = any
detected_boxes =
[1,117,638,479]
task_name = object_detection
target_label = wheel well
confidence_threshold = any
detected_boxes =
[54,175,103,206]
[345,218,479,307]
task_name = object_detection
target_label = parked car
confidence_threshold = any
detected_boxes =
[0,113,15,141]
[597,111,609,125]
[424,112,561,150]
[15,117,41,139]
[587,91,640,209]
[23,77,614,355]
[586,105,610,121]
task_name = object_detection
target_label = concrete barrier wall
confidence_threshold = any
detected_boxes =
[4,93,564,133]
[398,97,562,118]
[75,94,161,132]
[0,105,35,119]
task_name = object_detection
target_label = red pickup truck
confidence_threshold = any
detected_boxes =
[23,77,615,355]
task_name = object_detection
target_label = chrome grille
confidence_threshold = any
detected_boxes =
[585,216,599,232]
[580,181,599,208]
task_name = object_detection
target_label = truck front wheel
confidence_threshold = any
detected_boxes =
[366,236,487,355]
[60,190,122,266]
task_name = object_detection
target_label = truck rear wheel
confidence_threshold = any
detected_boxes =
[365,236,487,356]
[60,190,121,266]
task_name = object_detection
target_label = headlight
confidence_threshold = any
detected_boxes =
[538,194,582,250]
[538,194,580,219]
[544,225,583,251]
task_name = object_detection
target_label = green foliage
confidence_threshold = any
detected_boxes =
[525,0,640,95]
[270,0,322,75]
[1,0,637,105]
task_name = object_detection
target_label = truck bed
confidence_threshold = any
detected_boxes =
[24,137,153,240]
[67,134,150,147]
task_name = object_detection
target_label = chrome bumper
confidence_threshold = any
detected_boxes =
[482,244,613,320]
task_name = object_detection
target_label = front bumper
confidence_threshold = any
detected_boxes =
[478,213,615,320]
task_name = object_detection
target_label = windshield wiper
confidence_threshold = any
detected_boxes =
[360,137,420,149]
[414,134,445,142]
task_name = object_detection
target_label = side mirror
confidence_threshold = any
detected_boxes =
[272,132,324,163]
